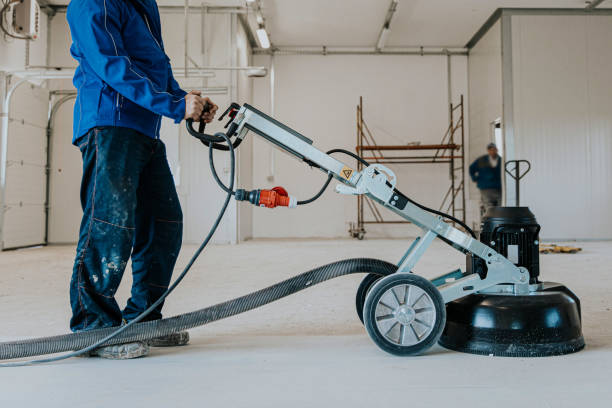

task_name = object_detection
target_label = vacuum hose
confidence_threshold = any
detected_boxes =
[0,258,396,361]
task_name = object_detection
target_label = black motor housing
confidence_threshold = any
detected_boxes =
[480,207,541,283]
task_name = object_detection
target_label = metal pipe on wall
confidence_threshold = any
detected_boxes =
[254,46,468,56]
[47,5,246,14]
[447,52,452,124]
[21,65,265,74]
[267,54,275,182]
[184,0,189,77]
[45,93,77,244]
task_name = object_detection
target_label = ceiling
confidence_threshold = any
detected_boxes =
[46,0,608,47]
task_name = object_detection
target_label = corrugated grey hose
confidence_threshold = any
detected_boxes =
[0,258,397,361]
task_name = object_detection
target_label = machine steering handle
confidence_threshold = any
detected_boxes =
[185,102,242,151]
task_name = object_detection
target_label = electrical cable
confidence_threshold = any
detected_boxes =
[326,148,370,167]
[297,174,332,205]
[207,141,474,237]
[324,148,476,238]
[208,143,235,195]
[207,140,335,206]
[0,132,236,367]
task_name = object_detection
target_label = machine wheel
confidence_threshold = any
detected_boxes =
[355,273,384,324]
[363,273,446,356]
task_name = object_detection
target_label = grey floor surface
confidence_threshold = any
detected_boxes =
[0,239,610,407]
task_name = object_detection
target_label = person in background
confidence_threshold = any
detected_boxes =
[469,143,502,217]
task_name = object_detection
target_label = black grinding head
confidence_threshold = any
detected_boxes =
[438,282,585,357]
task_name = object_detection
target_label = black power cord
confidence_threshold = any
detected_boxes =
[320,149,476,238]
[209,142,474,238]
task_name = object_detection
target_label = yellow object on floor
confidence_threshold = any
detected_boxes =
[539,244,582,254]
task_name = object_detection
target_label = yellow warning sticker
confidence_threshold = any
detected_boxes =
[340,166,354,180]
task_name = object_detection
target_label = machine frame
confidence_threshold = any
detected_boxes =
[230,103,530,303]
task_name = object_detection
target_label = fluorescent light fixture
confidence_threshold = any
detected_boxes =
[246,0,256,3]
[247,67,268,77]
[256,28,270,49]
[376,27,389,51]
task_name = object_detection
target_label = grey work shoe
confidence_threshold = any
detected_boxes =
[148,331,190,347]
[93,341,150,360]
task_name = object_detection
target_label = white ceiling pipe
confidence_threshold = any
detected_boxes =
[253,46,468,56]
[21,65,265,75]
[47,5,246,14]
[375,0,399,52]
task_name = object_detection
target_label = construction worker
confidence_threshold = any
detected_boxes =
[469,143,502,217]
[66,0,218,359]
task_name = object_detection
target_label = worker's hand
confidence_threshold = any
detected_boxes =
[184,90,205,121]
[200,97,218,123]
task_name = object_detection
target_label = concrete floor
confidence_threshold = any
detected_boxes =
[0,238,611,407]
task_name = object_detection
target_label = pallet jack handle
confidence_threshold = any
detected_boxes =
[505,159,531,206]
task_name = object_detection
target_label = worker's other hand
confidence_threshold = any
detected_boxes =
[200,97,218,123]
[184,90,204,121]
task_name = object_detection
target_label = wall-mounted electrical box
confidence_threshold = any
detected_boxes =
[11,0,40,39]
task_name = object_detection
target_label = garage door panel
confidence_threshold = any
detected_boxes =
[4,164,47,205]
[2,204,45,249]
[9,82,49,129]
[1,81,49,249]
[7,122,47,166]
[48,99,82,243]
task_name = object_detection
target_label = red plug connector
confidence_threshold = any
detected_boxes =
[258,187,297,208]
[234,187,297,208]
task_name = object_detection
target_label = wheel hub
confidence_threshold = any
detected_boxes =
[374,283,437,346]
[395,306,416,325]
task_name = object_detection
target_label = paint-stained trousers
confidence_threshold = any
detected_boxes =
[479,188,502,218]
[70,127,183,332]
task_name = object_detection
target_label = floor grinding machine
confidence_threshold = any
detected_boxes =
[0,103,584,366]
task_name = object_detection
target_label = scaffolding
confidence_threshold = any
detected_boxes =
[349,95,466,239]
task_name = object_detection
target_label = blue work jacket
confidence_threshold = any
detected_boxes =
[67,0,186,143]
[469,155,502,191]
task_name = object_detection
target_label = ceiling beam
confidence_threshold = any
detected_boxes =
[375,0,399,52]
[238,13,258,50]
[247,0,272,49]
[585,0,606,10]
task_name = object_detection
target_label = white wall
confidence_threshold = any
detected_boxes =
[44,10,253,244]
[251,54,468,239]
[467,20,502,226]
[510,14,612,240]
